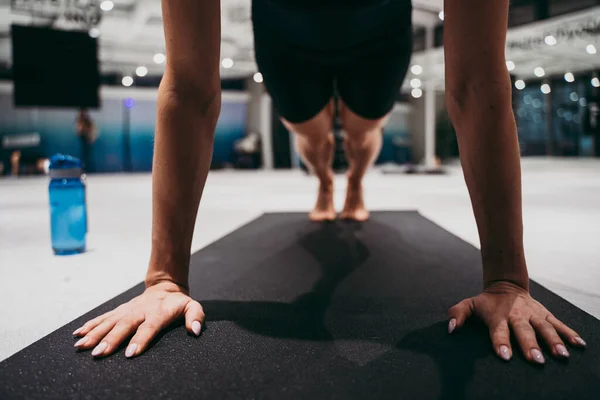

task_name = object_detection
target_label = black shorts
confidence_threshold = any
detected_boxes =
[252,0,413,123]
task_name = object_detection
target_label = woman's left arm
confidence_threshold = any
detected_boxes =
[443,0,586,364]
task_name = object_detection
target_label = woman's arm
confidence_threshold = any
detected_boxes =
[444,0,586,363]
[72,0,221,358]
[444,0,527,289]
[146,0,222,288]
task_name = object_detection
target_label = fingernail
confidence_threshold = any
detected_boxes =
[74,337,89,347]
[125,343,138,358]
[91,342,108,357]
[555,344,569,358]
[498,345,511,361]
[574,337,587,347]
[192,320,202,336]
[73,327,83,336]
[448,318,457,334]
[531,348,545,364]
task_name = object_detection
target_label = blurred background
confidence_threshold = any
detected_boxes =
[0,0,598,175]
[0,0,599,361]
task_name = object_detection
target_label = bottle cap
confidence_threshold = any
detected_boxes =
[49,154,83,179]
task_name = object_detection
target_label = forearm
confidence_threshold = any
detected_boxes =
[146,81,221,289]
[447,81,529,289]
[445,0,528,290]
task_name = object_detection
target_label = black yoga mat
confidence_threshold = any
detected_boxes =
[1,212,599,400]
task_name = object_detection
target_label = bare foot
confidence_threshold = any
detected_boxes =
[340,180,369,221]
[309,173,336,222]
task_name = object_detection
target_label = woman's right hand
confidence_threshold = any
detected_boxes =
[73,281,205,358]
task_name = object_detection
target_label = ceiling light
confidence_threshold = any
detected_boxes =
[153,53,166,64]
[411,88,423,98]
[136,66,148,77]
[506,61,515,71]
[253,72,263,83]
[564,72,574,83]
[122,76,133,87]
[88,28,100,38]
[221,58,234,69]
[410,78,422,88]
[515,80,525,90]
[541,83,551,94]
[592,77,600,88]
[410,65,422,75]
[544,35,557,46]
[438,11,444,21]
[586,44,597,55]
[100,1,114,11]
[534,67,545,77]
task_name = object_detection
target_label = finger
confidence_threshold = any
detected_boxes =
[447,298,474,334]
[74,317,118,350]
[92,317,144,358]
[489,320,512,361]
[73,312,113,337]
[546,314,586,348]
[510,318,545,365]
[184,300,206,336]
[531,317,569,359]
[124,319,166,359]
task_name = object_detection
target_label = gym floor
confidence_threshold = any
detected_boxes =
[1,157,599,361]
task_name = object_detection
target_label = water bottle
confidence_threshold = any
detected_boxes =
[48,154,87,255]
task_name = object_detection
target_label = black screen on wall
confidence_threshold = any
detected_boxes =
[11,25,100,108]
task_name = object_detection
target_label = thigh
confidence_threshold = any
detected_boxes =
[338,100,388,137]
[282,99,335,139]
[335,28,412,122]
[254,33,335,125]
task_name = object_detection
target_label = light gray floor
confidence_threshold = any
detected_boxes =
[1,158,599,361]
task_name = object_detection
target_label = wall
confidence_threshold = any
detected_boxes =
[408,91,447,163]
[378,103,412,164]
[0,83,248,173]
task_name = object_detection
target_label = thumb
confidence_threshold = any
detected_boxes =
[184,300,205,336]
[447,297,474,334]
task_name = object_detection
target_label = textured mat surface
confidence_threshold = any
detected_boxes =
[1,212,599,400]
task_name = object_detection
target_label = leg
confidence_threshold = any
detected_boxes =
[338,102,387,221]
[335,27,413,221]
[282,100,336,221]
[252,5,336,221]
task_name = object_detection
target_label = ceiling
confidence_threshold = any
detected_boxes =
[0,0,442,78]
[410,5,600,90]
[0,0,599,91]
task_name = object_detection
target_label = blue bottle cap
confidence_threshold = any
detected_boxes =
[49,154,83,178]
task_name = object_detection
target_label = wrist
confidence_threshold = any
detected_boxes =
[483,261,529,291]
[145,258,189,291]
[481,245,529,290]
[145,272,189,291]
[144,278,190,295]
[147,242,190,289]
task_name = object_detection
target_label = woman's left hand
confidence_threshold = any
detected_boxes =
[448,280,586,364]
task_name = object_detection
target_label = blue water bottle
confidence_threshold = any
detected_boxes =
[48,154,87,255]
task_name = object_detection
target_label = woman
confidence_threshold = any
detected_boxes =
[75,108,97,172]
[72,0,586,365]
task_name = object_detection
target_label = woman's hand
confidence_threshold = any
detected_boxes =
[448,281,586,364]
[73,281,205,358]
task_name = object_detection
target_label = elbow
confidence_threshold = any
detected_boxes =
[159,85,221,121]
[445,76,514,132]
[158,73,222,129]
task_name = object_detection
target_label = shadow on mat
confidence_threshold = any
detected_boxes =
[197,221,491,400]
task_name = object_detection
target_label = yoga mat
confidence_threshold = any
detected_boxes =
[1,212,598,400]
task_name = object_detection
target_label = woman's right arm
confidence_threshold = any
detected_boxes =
[72,0,222,358]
